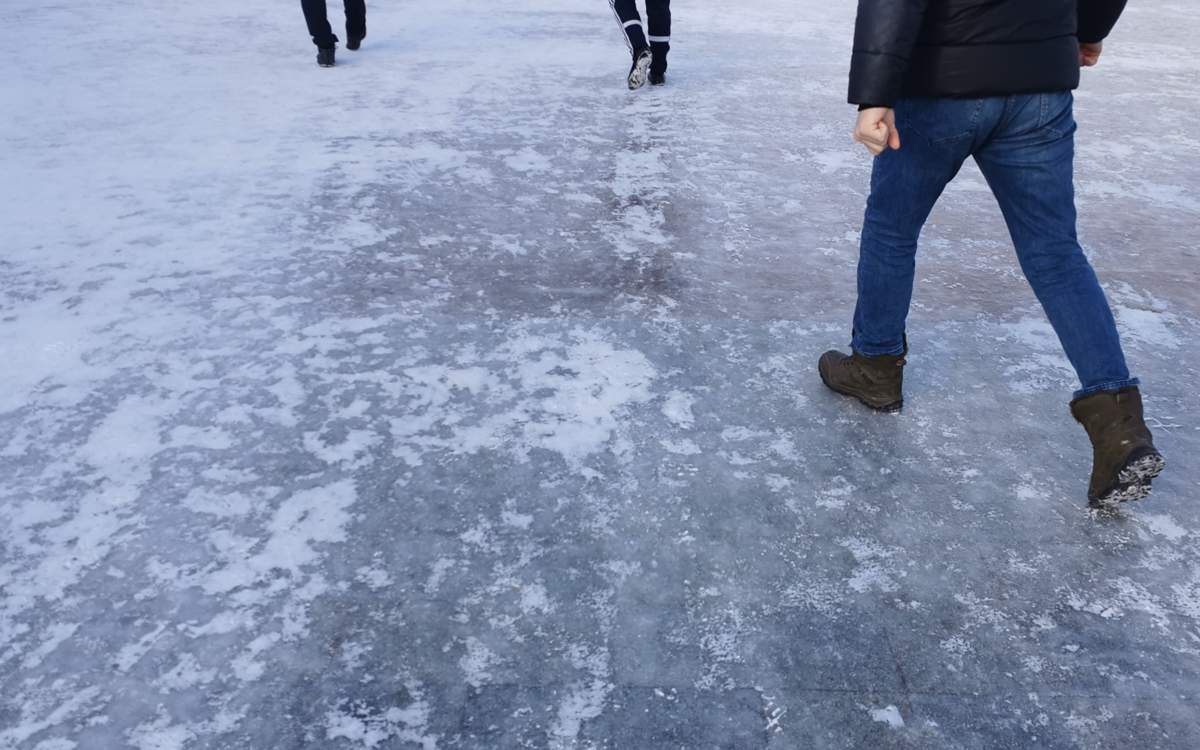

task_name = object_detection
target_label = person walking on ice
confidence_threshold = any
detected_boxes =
[818,0,1166,508]
[301,0,367,68]
[609,0,671,89]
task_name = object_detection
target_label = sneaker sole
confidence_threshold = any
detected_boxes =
[818,368,903,413]
[1092,451,1166,508]
[628,53,652,90]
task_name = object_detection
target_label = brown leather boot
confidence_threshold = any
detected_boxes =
[1070,387,1165,507]
[818,348,905,412]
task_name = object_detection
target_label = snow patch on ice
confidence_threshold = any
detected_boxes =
[202,480,358,595]
[356,566,394,590]
[1172,569,1200,622]
[426,558,458,594]
[459,637,498,688]
[325,685,437,750]
[501,510,534,529]
[869,705,905,729]
[816,477,856,510]
[1140,513,1190,542]
[661,438,702,455]
[503,147,552,173]
[21,621,79,670]
[662,390,696,428]
[127,709,193,750]
[550,681,611,741]
[114,622,169,673]
[839,538,901,593]
[782,576,843,617]
[303,428,381,466]
[392,327,657,472]
[1066,577,1173,631]
[0,687,102,748]
[519,582,556,615]
[155,652,218,691]
[1115,306,1181,350]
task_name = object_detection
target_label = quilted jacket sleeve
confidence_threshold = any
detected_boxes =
[847,0,930,107]
[1078,0,1128,44]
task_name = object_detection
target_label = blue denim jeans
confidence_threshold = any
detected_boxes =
[851,93,1137,399]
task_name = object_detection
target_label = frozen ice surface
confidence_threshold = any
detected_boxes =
[2,0,1199,748]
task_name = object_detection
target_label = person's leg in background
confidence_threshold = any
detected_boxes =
[609,0,653,88]
[974,92,1164,505]
[609,0,648,53]
[646,0,671,84]
[301,0,338,66]
[344,0,366,50]
[302,0,337,48]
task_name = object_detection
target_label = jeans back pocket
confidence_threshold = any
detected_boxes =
[1037,92,1077,139]
[897,98,985,146]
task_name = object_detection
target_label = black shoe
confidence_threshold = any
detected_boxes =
[347,21,366,50]
[317,46,336,67]
[627,47,652,90]
[649,71,666,86]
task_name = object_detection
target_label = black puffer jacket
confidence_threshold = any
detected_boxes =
[849,0,1128,106]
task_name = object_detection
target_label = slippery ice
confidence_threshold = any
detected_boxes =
[2,0,1200,748]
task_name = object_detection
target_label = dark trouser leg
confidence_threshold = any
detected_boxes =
[851,99,972,356]
[974,93,1137,398]
[345,0,366,41]
[646,0,671,74]
[301,0,337,48]
[609,0,648,53]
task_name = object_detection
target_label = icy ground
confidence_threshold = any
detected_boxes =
[2,0,1199,747]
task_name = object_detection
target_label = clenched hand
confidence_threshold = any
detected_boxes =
[1080,41,1103,67]
[854,107,901,156]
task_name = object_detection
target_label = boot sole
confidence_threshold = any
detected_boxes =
[628,52,653,90]
[1091,450,1166,508]
[818,369,903,413]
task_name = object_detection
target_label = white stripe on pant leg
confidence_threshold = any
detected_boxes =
[648,35,670,42]
[623,20,644,30]
[608,0,634,54]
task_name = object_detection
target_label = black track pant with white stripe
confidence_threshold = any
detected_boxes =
[610,0,671,73]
